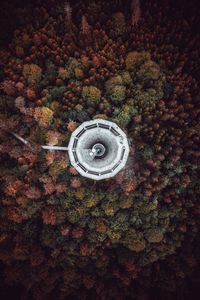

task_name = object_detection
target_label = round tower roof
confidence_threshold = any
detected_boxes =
[68,119,130,180]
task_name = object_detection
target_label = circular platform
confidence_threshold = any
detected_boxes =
[68,119,130,180]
